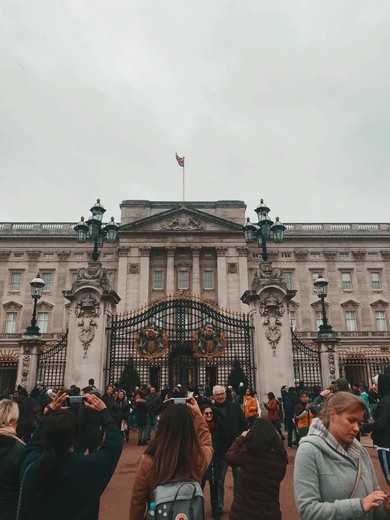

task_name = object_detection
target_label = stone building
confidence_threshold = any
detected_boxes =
[0,199,389,395]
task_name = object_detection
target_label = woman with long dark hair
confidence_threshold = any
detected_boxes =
[130,396,213,520]
[18,392,122,520]
[225,418,287,520]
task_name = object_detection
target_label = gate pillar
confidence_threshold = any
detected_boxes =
[63,261,120,392]
[241,262,296,401]
[315,337,340,388]
[17,337,46,393]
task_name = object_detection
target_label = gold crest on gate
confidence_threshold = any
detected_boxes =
[193,323,226,362]
[135,325,168,362]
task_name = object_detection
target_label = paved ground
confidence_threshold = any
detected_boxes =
[99,433,387,520]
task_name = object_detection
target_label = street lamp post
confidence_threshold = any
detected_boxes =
[74,199,119,262]
[243,199,286,261]
[313,274,334,336]
[25,274,45,336]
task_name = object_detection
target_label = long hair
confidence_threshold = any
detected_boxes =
[320,391,367,428]
[34,411,77,497]
[0,399,19,426]
[145,404,206,486]
[244,418,286,460]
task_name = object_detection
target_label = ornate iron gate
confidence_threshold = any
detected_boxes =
[36,332,68,389]
[291,330,322,389]
[106,295,254,391]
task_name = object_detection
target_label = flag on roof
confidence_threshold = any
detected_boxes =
[175,153,185,167]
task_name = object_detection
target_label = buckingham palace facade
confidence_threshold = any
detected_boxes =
[1,199,390,393]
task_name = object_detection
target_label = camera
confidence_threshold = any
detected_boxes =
[65,396,85,406]
[173,397,188,405]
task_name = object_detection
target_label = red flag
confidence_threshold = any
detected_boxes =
[175,153,185,167]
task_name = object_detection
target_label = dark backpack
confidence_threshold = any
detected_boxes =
[147,479,205,520]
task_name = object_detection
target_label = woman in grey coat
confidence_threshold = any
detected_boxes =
[294,392,390,520]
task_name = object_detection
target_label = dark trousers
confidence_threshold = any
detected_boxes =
[201,479,219,515]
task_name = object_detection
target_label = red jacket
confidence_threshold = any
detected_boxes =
[264,398,280,422]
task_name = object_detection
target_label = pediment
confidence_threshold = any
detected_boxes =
[370,299,389,308]
[120,206,243,234]
[3,300,22,310]
[37,300,54,310]
[340,299,360,308]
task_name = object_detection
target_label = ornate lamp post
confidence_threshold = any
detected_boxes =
[74,199,119,261]
[243,198,286,261]
[314,274,334,336]
[25,274,45,336]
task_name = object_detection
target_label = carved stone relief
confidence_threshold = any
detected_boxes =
[161,211,204,231]
[259,293,285,354]
[75,294,100,358]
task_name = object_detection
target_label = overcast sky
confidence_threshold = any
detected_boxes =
[1,1,390,224]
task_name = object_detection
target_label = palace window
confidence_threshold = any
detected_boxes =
[282,272,294,290]
[203,271,214,290]
[37,312,49,333]
[5,312,16,333]
[289,310,297,330]
[376,311,387,332]
[371,272,381,291]
[153,271,164,290]
[41,272,52,291]
[341,272,353,291]
[178,270,189,290]
[316,311,323,331]
[345,311,357,331]
[10,272,22,291]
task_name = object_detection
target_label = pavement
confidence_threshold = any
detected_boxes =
[99,432,387,520]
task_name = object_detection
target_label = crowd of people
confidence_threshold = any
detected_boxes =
[0,374,389,519]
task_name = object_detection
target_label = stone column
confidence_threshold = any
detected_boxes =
[192,247,201,296]
[217,247,228,309]
[241,262,296,400]
[116,247,130,313]
[139,247,150,305]
[315,337,340,388]
[237,246,249,312]
[17,337,45,392]
[63,261,120,392]
[166,247,175,294]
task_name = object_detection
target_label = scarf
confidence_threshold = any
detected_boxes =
[308,417,361,462]
[205,418,216,432]
[0,425,26,445]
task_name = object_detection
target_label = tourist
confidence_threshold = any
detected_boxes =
[212,384,248,516]
[294,390,316,439]
[243,387,258,427]
[18,391,122,520]
[0,399,25,520]
[264,392,285,441]
[225,418,287,520]
[201,404,222,520]
[145,386,162,442]
[129,396,213,520]
[294,391,390,519]
[112,389,130,442]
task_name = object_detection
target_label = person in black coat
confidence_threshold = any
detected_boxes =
[18,391,122,520]
[0,399,25,520]
[112,390,130,442]
[225,418,287,520]
[212,384,248,516]
[201,404,222,520]
[284,386,299,448]
[363,373,390,484]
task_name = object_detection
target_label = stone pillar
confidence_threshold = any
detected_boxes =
[139,247,150,305]
[237,246,249,312]
[116,246,130,313]
[63,261,120,392]
[192,247,201,296]
[217,247,228,308]
[166,247,175,294]
[241,262,296,400]
[315,337,340,388]
[17,337,46,392]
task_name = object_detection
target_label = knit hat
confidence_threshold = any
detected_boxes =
[335,378,350,391]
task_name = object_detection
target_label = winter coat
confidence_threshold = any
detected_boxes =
[19,409,122,520]
[294,417,389,520]
[213,400,248,455]
[130,413,213,520]
[135,393,148,427]
[112,398,129,427]
[202,422,222,484]
[0,434,25,520]
[264,398,280,422]
[294,402,316,433]
[243,395,258,419]
[74,406,103,453]
[145,393,162,416]
[225,434,287,520]
[363,374,390,447]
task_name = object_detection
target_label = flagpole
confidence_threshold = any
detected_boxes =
[182,159,185,202]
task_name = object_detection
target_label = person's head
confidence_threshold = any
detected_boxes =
[201,404,214,422]
[105,385,114,396]
[299,391,309,403]
[244,418,286,458]
[88,378,94,385]
[145,404,205,485]
[267,392,275,401]
[281,385,288,394]
[0,399,19,427]
[245,387,254,397]
[150,386,156,395]
[213,385,227,404]
[334,378,350,392]
[34,411,78,497]
[288,386,296,395]
[117,390,126,400]
[320,391,367,448]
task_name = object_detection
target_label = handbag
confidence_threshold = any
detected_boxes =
[348,453,362,499]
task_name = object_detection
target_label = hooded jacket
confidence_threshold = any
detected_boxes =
[294,418,389,520]
[363,374,390,447]
[0,434,25,519]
